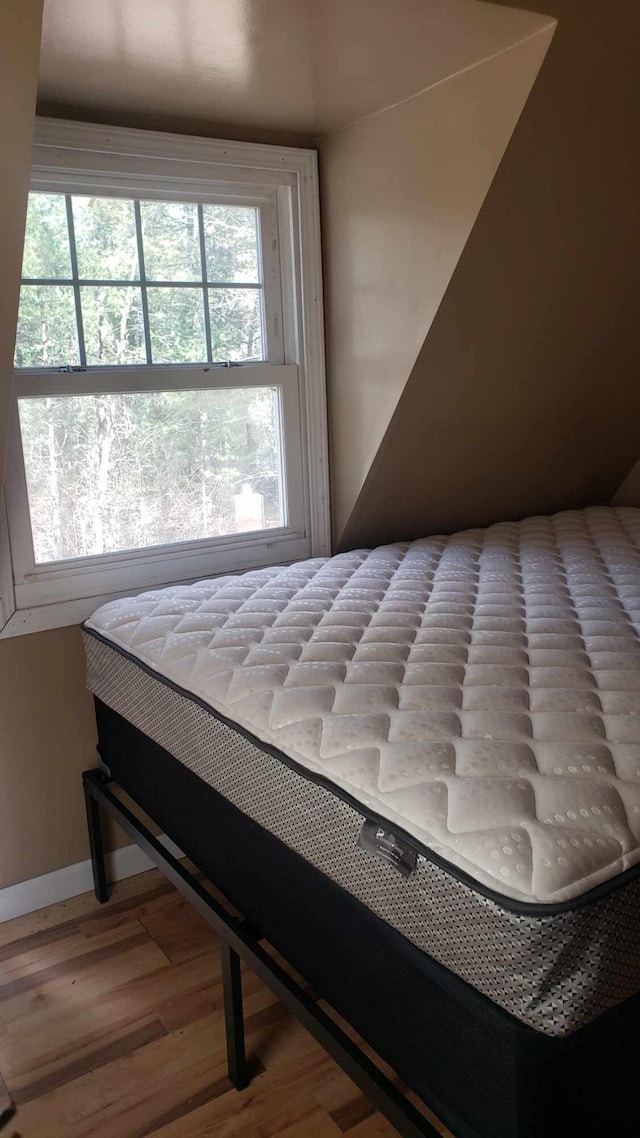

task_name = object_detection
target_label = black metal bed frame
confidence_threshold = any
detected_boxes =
[83,767,444,1138]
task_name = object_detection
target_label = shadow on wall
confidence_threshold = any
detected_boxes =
[335,0,640,551]
[614,459,640,508]
[321,14,556,544]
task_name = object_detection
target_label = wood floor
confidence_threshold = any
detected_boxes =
[0,867,451,1137]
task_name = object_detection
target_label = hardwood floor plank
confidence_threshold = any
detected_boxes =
[0,868,451,1138]
[13,1016,231,1137]
[346,1117,406,1137]
[0,942,170,1037]
[252,1013,325,1072]
[13,1018,168,1105]
[126,1071,233,1138]
[0,928,150,996]
[0,919,91,964]
[149,1047,332,1138]
[137,897,217,964]
[2,1004,161,1089]
[0,871,171,949]
[80,889,181,939]
[0,944,214,1041]
[157,989,216,1033]
[313,1067,368,1113]
[244,999,289,1036]
[330,1095,377,1132]
[0,915,145,973]
[277,1110,343,1138]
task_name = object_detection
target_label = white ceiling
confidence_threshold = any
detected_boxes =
[37,0,552,140]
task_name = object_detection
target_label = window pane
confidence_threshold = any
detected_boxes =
[147,287,207,363]
[202,205,259,283]
[72,196,139,281]
[18,387,283,563]
[14,286,79,368]
[140,200,201,281]
[209,288,263,361]
[21,193,71,279]
[81,286,146,365]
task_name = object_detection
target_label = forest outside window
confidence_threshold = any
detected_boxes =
[1,121,329,637]
[18,386,284,566]
[16,193,265,368]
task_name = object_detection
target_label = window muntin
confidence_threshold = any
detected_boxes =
[14,192,264,369]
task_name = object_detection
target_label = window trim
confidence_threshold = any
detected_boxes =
[0,119,330,638]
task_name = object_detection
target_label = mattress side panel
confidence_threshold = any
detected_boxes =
[92,697,571,1138]
[84,630,640,1038]
[94,697,640,1138]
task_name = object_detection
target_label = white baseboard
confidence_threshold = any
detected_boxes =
[0,835,185,923]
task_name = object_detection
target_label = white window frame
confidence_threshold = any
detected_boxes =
[0,119,330,638]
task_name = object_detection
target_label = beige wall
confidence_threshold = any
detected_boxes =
[0,0,43,486]
[0,623,162,890]
[320,23,554,540]
[0,627,100,889]
[337,0,640,550]
[0,0,134,894]
[0,1,75,894]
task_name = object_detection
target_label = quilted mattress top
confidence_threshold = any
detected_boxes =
[85,507,640,906]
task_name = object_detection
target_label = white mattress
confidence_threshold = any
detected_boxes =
[86,506,640,906]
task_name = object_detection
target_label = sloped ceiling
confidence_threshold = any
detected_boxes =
[320,22,554,539]
[338,0,640,550]
[38,0,550,141]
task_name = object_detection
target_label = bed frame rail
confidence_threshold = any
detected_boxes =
[82,767,444,1138]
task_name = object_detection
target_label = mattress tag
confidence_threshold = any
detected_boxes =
[357,820,417,879]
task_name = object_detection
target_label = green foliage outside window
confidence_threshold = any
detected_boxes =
[15,192,263,368]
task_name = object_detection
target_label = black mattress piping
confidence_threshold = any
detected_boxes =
[82,621,640,918]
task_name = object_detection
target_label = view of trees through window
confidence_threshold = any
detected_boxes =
[19,388,283,564]
[15,192,264,367]
[14,192,285,564]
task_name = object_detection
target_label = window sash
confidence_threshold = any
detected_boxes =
[9,178,293,599]
[6,363,307,607]
[16,184,284,369]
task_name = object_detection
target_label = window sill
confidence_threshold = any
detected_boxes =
[0,538,311,639]
[1,594,132,638]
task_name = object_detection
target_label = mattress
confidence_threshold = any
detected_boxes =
[92,700,640,1138]
[83,506,640,1038]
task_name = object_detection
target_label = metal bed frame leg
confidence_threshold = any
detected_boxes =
[220,939,250,1091]
[81,768,443,1135]
[84,777,109,904]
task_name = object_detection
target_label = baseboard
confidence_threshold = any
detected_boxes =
[0,834,185,923]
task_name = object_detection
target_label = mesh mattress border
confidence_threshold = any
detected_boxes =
[83,623,640,917]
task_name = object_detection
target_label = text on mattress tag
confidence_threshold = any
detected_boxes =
[357,820,417,879]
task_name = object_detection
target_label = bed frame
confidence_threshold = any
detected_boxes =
[83,767,442,1138]
[83,698,640,1138]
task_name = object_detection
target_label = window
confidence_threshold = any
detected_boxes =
[16,194,267,369]
[0,121,329,637]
